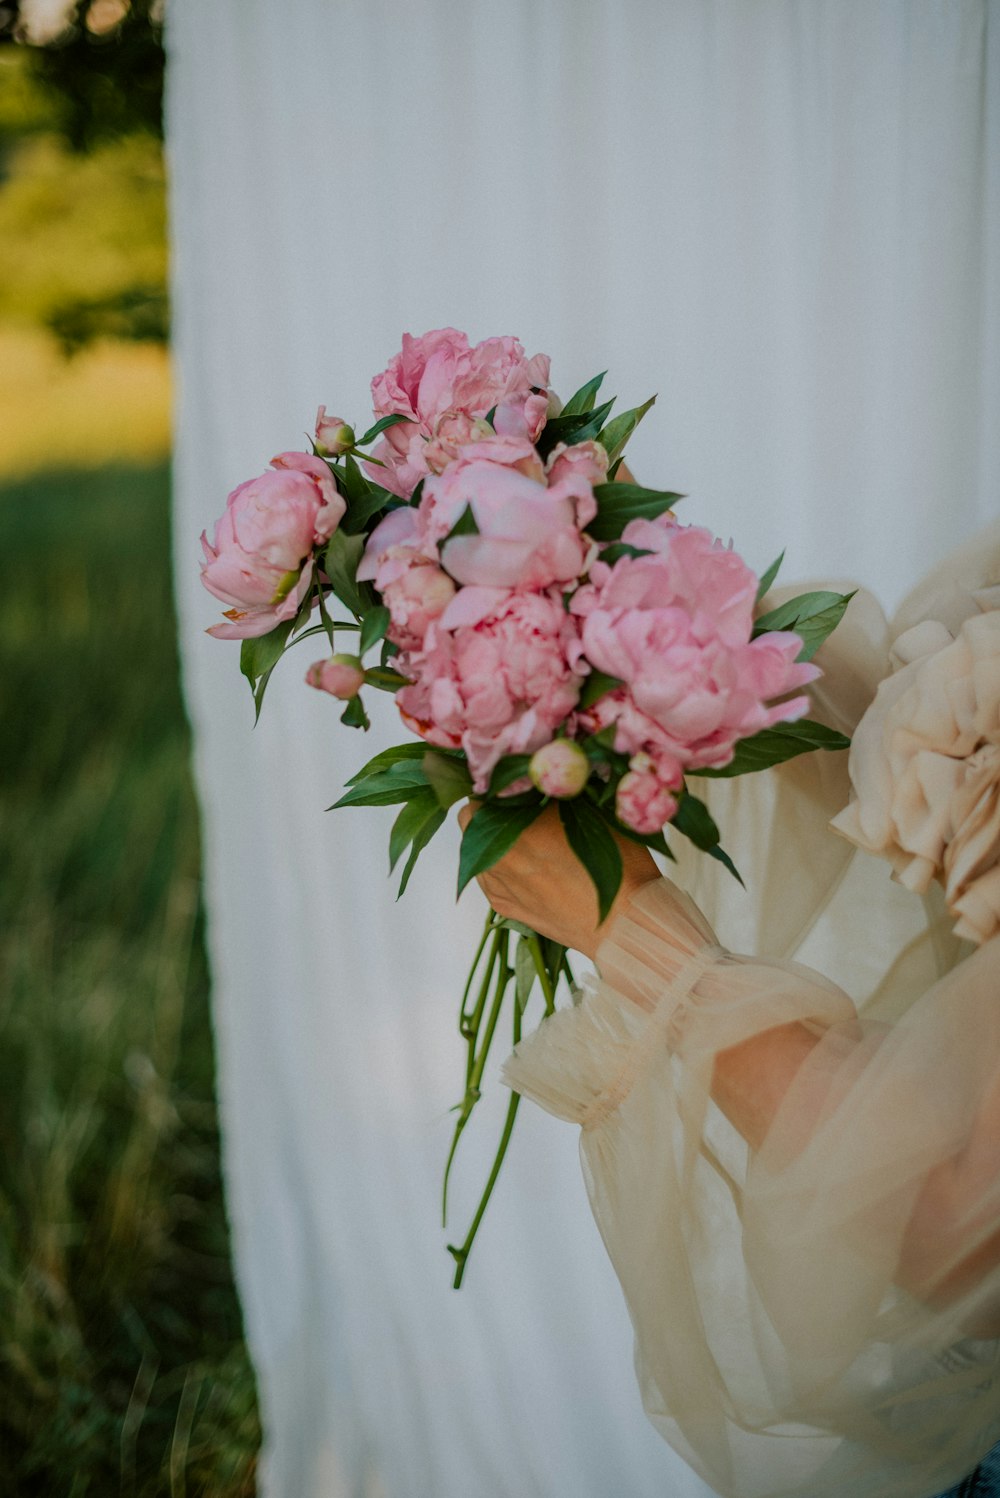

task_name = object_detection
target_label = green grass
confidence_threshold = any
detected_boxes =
[0,464,260,1496]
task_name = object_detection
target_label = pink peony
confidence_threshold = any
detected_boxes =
[616,760,679,834]
[546,439,609,490]
[365,328,552,497]
[201,452,345,639]
[306,654,365,700]
[573,519,818,771]
[529,739,590,799]
[395,589,585,792]
[381,556,457,649]
[423,411,492,474]
[356,507,456,648]
[426,455,595,592]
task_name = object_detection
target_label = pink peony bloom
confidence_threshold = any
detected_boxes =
[365,328,552,497]
[306,654,365,700]
[616,764,679,834]
[546,439,609,492]
[381,555,457,649]
[314,408,354,456]
[201,452,345,639]
[395,589,585,792]
[529,739,590,799]
[573,520,818,771]
[357,507,456,648]
[423,411,493,474]
[425,455,595,591]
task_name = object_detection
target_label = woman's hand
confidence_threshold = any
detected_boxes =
[457,802,660,960]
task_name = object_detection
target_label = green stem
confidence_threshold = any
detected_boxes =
[527,934,558,1015]
[442,930,510,1226]
[468,930,510,1096]
[448,992,524,1288]
[460,912,499,1040]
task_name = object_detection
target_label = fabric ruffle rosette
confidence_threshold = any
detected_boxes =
[831,606,1000,945]
[199,328,856,1280]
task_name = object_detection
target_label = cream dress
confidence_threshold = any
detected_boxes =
[504,523,1000,1498]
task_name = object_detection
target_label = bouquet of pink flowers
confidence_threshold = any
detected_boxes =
[201,328,852,1282]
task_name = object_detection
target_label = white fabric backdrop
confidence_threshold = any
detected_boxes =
[165,3,1000,1494]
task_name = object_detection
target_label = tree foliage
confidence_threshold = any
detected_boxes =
[1,1,164,149]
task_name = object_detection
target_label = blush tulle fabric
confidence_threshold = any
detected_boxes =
[504,523,1000,1498]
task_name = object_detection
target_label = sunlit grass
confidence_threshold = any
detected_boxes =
[0,328,170,475]
[0,464,260,1496]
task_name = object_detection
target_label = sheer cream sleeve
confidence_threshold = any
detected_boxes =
[503,885,1000,1498]
[503,574,1000,1498]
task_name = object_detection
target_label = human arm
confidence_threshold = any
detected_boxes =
[468,801,1000,1495]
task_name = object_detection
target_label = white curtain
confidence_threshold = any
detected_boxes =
[165,4,1000,1494]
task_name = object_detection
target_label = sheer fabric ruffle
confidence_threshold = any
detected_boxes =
[503,881,1000,1498]
[504,528,1000,1498]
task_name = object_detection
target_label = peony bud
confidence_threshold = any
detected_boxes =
[615,767,678,835]
[306,653,365,700]
[529,739,590,799]
[315,407,355,457]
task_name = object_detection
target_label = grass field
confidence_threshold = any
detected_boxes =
[0,463,260,1496]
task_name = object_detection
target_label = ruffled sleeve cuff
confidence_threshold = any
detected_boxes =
[502,879,855,1129]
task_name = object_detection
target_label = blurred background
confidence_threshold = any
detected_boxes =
[0,3,260,1492]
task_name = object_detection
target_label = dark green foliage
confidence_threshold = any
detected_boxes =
[46,282,169,354]
[2,2,165,151]
[0,464,260,1496]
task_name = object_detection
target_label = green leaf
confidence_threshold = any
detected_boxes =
[340,695,370,730]
[323,529,372,617]
[423,750,472,810]
[487,754,533,795]
[346,741,435,785]
[609,817,677,861]
[583,724,620,757]
[558,798,623,923]
[337,454,394,535]
[578,670,624,710]
[597,394,656,466]
[359,605,391,654]
[588,482,684,541]
[690,718,851,779]
[607,455,625,481]
[389,790,440,871]
[514,935,537,1013]
[239,619,294,687]
[332,761,430,808]
[397,805,446,897]
[343,484,394,535]
[706,842,745,886]
[560,371,607,417]
[671,791,720,852]
[457,800,546,897]
[597,542,654,565]
[442,503,480,543]
[536,397,617,459]
[753,589,855,661]
[755,550,785,604]
[363,666,408,692]
[496,916,536,939]
[356,412,412,446]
